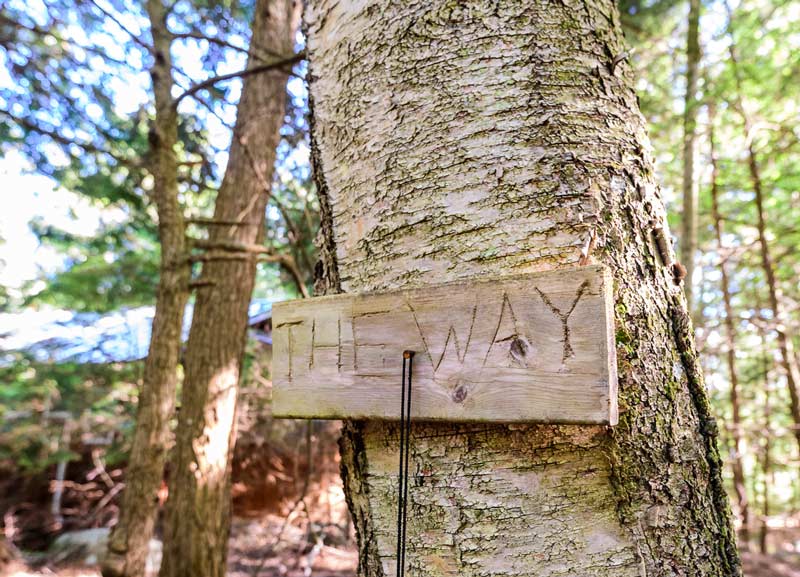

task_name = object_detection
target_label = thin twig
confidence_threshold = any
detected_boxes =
[0,13,137,68]
[173,51,305,109]
[171,31,284,63]
[187,217,261,226]
[85,0,153,53]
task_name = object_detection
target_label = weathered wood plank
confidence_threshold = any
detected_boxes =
[272,265,617,424]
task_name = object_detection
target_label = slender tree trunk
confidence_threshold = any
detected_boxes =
[709,112,749,550]
[158,1,299,576]
[306,0,739,574]
[758,332,771,556]
[681,0,701,313]
[747,146,800,451]
[103,2,189,576]
[727,30,800,454]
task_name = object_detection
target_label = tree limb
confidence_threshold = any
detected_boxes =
[189,238,271,254]
[186,217,261,226]
[172,51,305,109]
[0,13,138,69]
[171,31,285,63]
[187,239,310,297]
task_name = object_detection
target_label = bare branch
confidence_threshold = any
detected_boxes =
[277,253,311,299]
[171,31,284,63]
[173,51,305,109]
[187,238,309,297]
[189,279,216,289]
[188,251,281,263]
[189,238,271,254]
[186,217,260,226]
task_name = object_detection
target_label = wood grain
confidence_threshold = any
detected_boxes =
[272,265,617,424]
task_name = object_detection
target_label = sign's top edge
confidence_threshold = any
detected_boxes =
[273,264,611,309]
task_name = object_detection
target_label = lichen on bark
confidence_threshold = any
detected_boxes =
[306,0,740,575]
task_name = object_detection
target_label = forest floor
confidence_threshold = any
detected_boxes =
[2,515,357,577]
[3,519,799,577]
[741,551,800,577]
[4,552,799,577]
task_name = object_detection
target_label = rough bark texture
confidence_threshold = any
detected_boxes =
[102,2,189,575]
[680,0,700,313]
[305,0,739,575]
[157,2,299,576]
[710,118,749,549]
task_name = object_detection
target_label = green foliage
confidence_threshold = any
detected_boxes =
[0,0,316,481]
[24,219,160,312]
[0,353,140,475]
[0,0,316,311]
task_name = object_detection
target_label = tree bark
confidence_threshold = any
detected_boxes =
[727,31,800,454]
[103,2,189,576]
[157,1,299,576]
[306,0,739,575]
[709,111,749,550]
[681,0,701,314]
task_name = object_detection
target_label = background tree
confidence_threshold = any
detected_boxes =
[681,0,701,312]
[627,0,800,554]
[1,1,311,575]
[709,108,749,547]
[158,1,300,575]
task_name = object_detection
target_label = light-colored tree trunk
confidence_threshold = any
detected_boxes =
[709,111,749,549]
[103,2,189,575]
[157,1,299,576]
[306,0,739,575]
[681,0,701,313]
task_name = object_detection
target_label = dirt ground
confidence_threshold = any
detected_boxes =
[1,515,357,577]
[3,522,799,577]
[742,551,800,577]
[5,553,799,577]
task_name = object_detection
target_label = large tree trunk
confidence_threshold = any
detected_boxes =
[103,2,189,576]
[709,113,749,550]
[680,0,701,313]
[157,1,299,576]
[306,0,740,575]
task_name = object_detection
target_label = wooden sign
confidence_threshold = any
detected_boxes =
[272,265,617,424]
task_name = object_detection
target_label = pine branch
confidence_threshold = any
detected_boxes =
[0,109,138,168]
[0,13,137,69]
